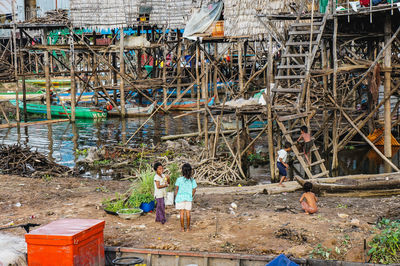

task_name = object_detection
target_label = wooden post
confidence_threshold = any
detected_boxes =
[213,43,219,103]
[238,42,244,92]
[321,41,329,152]
[177,32,182,98]
[266,35,275,182]
[44,29,52,120]
[331,17,338,171]
[120,27,126,117]
[163,40,168,108]
[196,43,201,135]
[12,0,20,122]
[384,15,392,159]
[21,51,27,121]
[70,33,76,122]
[203,53,209,152]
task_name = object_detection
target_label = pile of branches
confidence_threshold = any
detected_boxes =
[28,9,69,24]
[0,144,72,178]
[193,158,244,185]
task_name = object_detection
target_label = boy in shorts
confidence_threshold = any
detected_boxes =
[277,142,292,186]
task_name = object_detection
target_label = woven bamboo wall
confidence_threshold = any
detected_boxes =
[70,0,202,29]
[224,0,300,38]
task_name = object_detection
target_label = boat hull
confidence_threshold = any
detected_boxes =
[10,100,107,119]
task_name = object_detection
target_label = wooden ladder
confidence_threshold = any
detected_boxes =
[272,14,329,179]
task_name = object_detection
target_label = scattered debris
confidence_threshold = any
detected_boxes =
[0,144,72,178]
[338,213,349,219]
[274,228,307,243]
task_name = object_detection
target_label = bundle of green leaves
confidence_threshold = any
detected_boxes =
[368,218,400,264]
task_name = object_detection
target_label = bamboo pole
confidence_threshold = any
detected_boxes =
[266,35,275,182]
[120,27,126,117]
[69,33,76,122]
[238,42,244,92]
[321,41,329,152]
[44,29,51,120]
[328,95,399,172]
[177,32,182,98]
[384,15,392,159]
[213,43,219,103]
[331,17,338,171]
[12,0,20,122]
[196,43,201,136]
[21,50,27,122]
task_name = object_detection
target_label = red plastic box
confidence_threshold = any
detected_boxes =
[25,219,105,266]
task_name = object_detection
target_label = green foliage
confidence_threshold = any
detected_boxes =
[94,159,111,165]
[247,153,262,162]
[368,219,400,264]
[160,150,174,159]
[336,203,348,209]
[102,193,125,212]
[75,148,88,156]
[118,208,142,214]
[309,244,332,260]
[128,192,154,208]
[42,174,52,182]
[167,162,180,192]
[135,165,154,195]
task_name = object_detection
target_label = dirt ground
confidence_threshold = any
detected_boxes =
[1,174,399,262]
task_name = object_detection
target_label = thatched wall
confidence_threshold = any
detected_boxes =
[70,0,126,29]
[70,0,199,29]
[223,0,306,38]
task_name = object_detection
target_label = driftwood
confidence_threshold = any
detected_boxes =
[0,144,71,177]
[295,174,400,193]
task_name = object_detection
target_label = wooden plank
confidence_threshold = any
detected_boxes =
[278,113,308,122]
[271,88,302,93]
[0,119,69,129]
[275,75,306,80]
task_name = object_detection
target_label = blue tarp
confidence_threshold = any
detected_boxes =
[266,254,299,266]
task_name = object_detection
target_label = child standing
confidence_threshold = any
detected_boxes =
[299,182,318,214]
[296,126,312,165]
[277,142,292,186]
[154,162,169,224]
[175,163,197,232]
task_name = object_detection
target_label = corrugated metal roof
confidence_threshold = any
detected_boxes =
[0,0,12,14]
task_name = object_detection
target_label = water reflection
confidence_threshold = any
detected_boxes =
[1,112,400,180]
[0,113,201,170]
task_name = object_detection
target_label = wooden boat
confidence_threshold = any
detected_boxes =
[295,174,400,193]
[0,91,45,102]
[159,96,215,111]
[10,100,107,119]
[108,103,155,117]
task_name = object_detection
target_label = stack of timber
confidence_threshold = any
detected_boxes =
[295,173,400,196]
[27,9,69,24]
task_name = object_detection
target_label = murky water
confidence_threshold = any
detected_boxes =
[0,113,200,169]
[0,112,399,180]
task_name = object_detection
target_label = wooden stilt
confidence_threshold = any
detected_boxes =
[177,32,182,98]
[238,42,244,92]
[384,15,392,159]
[213,43,219,103]
[44,29,51,120]
[331,17,338,171]
[69,33,76,122]
[12,0,20,122]
[266,35,275,182]
[120,27,126,117]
